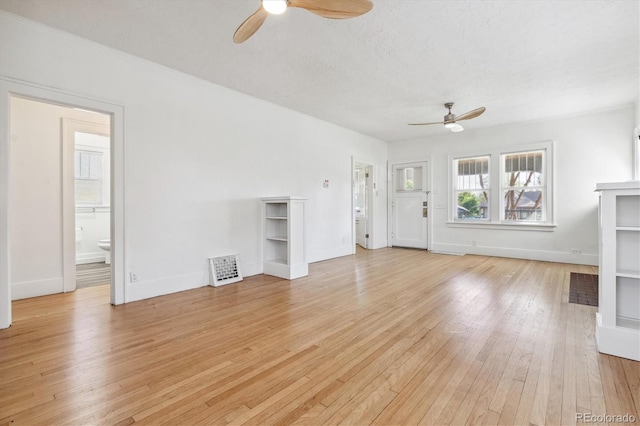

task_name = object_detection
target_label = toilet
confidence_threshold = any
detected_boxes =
[98,239,111,264]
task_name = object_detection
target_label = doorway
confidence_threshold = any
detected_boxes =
[64,120,112,290]
[0,78,125,329]
[390,161,429,249]
[352,158,375,252]
[9,98,112,298]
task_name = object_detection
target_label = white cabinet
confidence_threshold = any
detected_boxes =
[262,196,308,280]
[595,181,640,361]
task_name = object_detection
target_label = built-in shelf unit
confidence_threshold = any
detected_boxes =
[595,181,640,361]
[262,196,308,280]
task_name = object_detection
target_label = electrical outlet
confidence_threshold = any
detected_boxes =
[571,248,582,255]
[130,272,138,282]
[471,240,477,247]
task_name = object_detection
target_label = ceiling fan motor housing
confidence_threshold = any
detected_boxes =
[444,102,455,122]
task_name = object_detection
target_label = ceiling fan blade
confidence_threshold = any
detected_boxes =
[408,121,445,126]
[455,107,486,121]
[289,0,373,19]
[233,6,269,43]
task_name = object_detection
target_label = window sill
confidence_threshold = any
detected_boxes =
[446,221,556,232]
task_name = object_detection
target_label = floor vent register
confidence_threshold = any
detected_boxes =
[208,254,243,287]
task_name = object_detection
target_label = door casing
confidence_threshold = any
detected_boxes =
[388,159,432,250]
[0,77,126,329]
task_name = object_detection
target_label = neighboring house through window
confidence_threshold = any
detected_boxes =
[450,142,553,228]
[502,150,546,222]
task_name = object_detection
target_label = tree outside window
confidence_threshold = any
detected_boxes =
[502,150,545,222]
[453,156,490,220]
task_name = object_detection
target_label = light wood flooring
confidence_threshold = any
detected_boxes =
[1,248,639,425]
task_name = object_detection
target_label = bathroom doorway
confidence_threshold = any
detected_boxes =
[64,120,112,290]
[352,158,375,252]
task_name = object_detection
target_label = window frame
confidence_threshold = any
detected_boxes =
[634,126,639,180]
[500,149,547,223]
[74,146,108,207]
[452,155,491,222]
[448,141,555,231]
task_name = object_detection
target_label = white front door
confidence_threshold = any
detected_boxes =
[391,162,428,249]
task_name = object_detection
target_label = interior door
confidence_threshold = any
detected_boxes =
[391,162,428,249]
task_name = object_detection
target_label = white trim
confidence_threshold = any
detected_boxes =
[449,154,492,222]
[448,141,554,227]
[0,81,10,328]
[11,277,63,301]
[388,159,432,250]
[0,78,126,329]
[446,221,557,231]
[431,242,597,265]
[308,245,353,264]
[76,252,108,264]
[127,271,206,303]
[596,313,640,361]
[632,126,639,181]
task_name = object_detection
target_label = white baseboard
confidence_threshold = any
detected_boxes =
[76,252,107,264]
[431,242,598,266]
[240,260,262,278]
[12,277,64,300]
[126,271,207,303]
[370,239,388,250]
[596,313,640,361]
[126,260,264,303]
[308,245,353,263]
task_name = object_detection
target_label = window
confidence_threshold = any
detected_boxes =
[396,166,422,191]
[453,156,490,220]
[449,142,553,228]
[501,150,545,222]
[75,150,103,205]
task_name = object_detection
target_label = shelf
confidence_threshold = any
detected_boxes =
[596,183,640,361]
[617,269,640,279]
[266,236,288,242]
[263,196,308,280]
[616,226,640,231]
[617,316,640,330]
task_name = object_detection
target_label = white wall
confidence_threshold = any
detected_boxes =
[389,106,636,265]
[0,12,388,304]
[9,97,110,299]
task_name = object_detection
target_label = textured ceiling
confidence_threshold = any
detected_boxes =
[0,0,637,142]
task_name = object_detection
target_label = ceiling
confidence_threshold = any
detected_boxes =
[0,0,637,142]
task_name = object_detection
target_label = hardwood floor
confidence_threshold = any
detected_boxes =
[1,249,638,425]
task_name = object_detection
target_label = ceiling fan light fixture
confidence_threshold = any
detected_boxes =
[444,122,455,129]
[450,123,464,133]
[262,0,288,14]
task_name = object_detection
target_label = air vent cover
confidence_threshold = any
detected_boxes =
[208,254,243,287]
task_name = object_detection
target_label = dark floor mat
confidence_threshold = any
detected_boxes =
[569,272,598,307]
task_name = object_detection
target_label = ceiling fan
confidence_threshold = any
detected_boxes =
[409,102,486,133]
[233,0,374,43]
